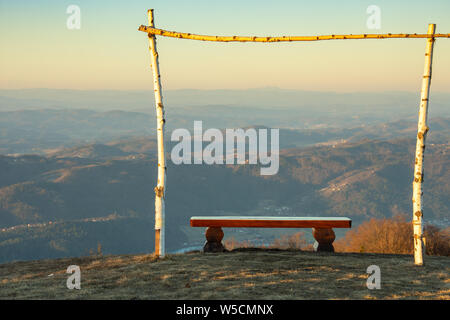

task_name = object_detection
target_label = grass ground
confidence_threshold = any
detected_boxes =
[0,249,449,299]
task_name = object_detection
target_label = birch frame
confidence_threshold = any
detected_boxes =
[140,11,447,265]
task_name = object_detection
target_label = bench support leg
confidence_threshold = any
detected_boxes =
[312,228,335,252]
[203,227,225,253]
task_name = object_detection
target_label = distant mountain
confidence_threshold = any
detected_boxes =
[1,89,449,140]
[1,88,450,113]
[0,108,448,155]
[46,144,130,159]
[0,137,448,263]
[0,109,155,154]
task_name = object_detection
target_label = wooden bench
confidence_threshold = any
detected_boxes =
[190,216,352,253]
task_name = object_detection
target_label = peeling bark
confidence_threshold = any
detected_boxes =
[412,24,436,266]
[138,25,450,42]
[147,9,166,257]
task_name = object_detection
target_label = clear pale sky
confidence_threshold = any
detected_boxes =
[1,0,449,92]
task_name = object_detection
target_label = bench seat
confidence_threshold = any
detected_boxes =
[190,216,352,253]
[190,216,351,228]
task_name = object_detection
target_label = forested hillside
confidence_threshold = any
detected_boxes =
[1,137,448,263]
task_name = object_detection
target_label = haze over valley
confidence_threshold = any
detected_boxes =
[0,88,448,263]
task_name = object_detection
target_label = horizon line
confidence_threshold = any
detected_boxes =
[1,87,450,94]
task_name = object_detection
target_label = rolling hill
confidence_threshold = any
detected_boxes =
[0,136,448,263]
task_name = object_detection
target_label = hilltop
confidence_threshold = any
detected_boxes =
[0,249,449,299]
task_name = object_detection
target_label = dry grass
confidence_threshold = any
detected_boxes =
[335,215,413,254]
[0,249,449,300]
[334,215,450,257]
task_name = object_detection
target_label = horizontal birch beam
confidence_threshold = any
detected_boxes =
[139,25,450,42]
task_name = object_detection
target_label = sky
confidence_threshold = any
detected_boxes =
[1,0,450,92]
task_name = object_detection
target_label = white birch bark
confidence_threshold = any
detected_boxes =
[138,25,449,42]
[147,9,166,257]
[412,24,436,266]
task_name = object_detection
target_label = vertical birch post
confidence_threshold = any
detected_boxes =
[147,9,166,257]
[412,24,436,266]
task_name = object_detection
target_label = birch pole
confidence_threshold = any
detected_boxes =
[138,25,450,42]
[412,24,436,266]
[147,9,166,258]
